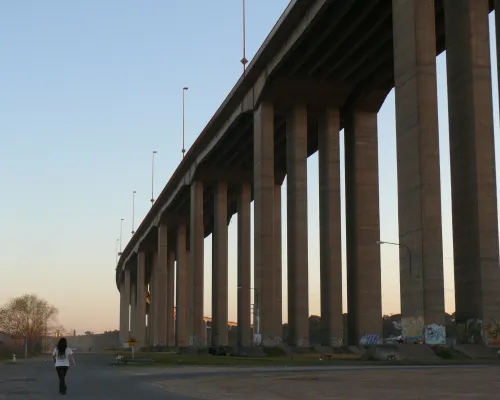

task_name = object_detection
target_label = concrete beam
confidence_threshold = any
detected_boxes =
[256,78,352,110]
[193,167,253,185]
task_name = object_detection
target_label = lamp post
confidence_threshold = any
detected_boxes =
[377,240,413,276]
[182,87,188,158]
[237,286,259,344]
[151,151,157,206]
[131,191,136,234]
[115,238,120,265]
[241,0,248,75]
[119,219,124,253]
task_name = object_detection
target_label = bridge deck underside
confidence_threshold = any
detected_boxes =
[168,0,495,241]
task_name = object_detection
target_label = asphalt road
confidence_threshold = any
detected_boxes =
[2,354,499,399]
[0,354,196,399]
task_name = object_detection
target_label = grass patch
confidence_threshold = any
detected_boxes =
[104,349,500,368]
[109,351,361,367]
[263,347,287,357]
[432,345,465,360]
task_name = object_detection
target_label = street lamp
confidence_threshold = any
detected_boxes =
[377,240,412,276]
[237,286,259,343]
[115,238,120,265]
[151,150,158,206]
[131,191,136,235]
[182,87,188,158]
[241,0,248,75]
[119,218,124,253]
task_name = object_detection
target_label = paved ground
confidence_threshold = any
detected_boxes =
[1,354,500,399]
[156,365,500,399]
[0,354,195,399]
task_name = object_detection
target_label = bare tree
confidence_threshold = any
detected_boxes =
[0,294,58,352]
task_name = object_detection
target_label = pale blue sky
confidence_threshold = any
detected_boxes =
[1,2,499,333]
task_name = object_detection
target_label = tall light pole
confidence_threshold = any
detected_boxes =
[131,190,136,235]
[115,238,120,265]
[182,87,188,158]
[241,0,248,75]
[377,240,413,276]
[119,218,124,253]
[151,150,158,206]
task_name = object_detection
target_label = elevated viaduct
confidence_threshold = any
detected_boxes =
[116,0,500,349]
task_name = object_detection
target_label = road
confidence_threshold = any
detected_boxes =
[0,353,196,399]
[1,354,499,399]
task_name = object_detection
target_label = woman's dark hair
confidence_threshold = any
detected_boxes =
[57,338,68,359]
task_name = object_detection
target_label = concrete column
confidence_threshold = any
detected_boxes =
[237,183,251,348]
[212,182,228,346]
[176,224,189,347]
[392,0,445,328]
[119,271,130,344]
[130,280,137,339]
[345,110,382,345]
[136,252,147,347]
[496,0,500,123]
[190,181,205,346]
[273,184,283,338]
[155,222,168,348]
[286,105,309,347]
[150,252,158,348]
[445,0,500,325]
[124,269,131,339]
[254,102,279,342]
[166,250,176,347]
[318,108,343,346]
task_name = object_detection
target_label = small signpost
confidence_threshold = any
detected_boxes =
[128,338,136,359]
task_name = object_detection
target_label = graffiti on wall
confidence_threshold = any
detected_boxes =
[456,319,483,344]
[359,333,380,345]
[401,316,424,343]
[483,320,500,346]
[330,337,343,348]
[424,323,446,345]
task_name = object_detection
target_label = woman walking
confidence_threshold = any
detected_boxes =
[52,337,76,395]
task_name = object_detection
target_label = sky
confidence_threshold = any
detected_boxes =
[1,1,499,334]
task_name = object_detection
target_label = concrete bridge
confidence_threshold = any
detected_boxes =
[116,0,500,350]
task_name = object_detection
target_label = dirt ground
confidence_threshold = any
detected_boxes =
[157,366,500,399]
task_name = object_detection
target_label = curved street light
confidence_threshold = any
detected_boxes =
[377,240,412,276]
